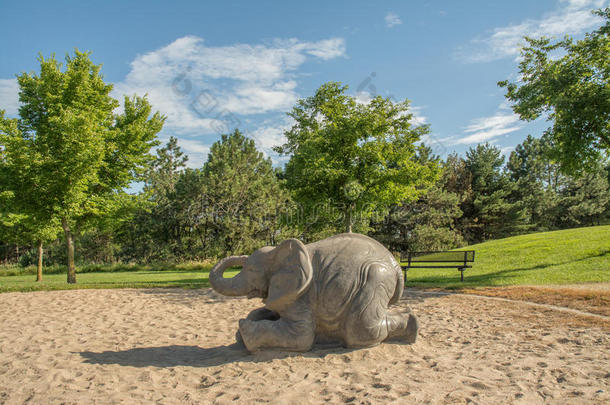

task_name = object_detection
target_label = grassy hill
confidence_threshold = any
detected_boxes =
[404,225,610,288]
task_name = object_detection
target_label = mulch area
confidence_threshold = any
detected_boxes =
[461,284,610,318]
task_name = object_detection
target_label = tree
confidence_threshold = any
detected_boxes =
[3,51,164,283]
[203,129,289,255]
[172,168,209,257]
[124,136,189,261]
[506,135,610,230]
[558,162,610,227]
[499,8,610,173]
[144,136,188,198]
[373,185,464,252]
[461,144,528,243]
[116,132,291,260]
[372,146,463,252]
[275,82,439,234]
[506,135,565,230]
[0,111,61,280]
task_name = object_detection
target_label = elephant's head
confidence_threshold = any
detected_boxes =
[209,239,313,312]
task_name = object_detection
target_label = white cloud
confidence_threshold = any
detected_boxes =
[173,138,211,168]
[222,81,298,115]
[0,79,19,116]
[113,35,346,167]
[294,38,347,60]
[408,106,428,126]
[354,91,373,105]
[248,117,295,163]
[459,0,608,62]
[114,35,346,135]
[453,112,523,145]
[385,12,402,28]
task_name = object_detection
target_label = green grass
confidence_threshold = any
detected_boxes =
[0,263,239,293]
[1,225,608,293]
[403,225,610,288]
[0,261,213,277]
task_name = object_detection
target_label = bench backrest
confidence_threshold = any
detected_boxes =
[400,251,475,263]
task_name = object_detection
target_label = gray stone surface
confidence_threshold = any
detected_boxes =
[209,233,419,352]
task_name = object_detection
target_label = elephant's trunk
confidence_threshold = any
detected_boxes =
[209,255,249,296]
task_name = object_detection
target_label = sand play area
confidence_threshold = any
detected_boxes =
[0,287,608,404]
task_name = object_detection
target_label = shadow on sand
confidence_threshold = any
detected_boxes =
[78,342,363,368]
[80,344,251,368]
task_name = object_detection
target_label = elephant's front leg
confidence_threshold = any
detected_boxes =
[245,307,280,321]
[238,303,314,352]
[235,307,279,346]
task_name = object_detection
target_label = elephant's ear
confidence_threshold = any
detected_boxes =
[265,238,313,312]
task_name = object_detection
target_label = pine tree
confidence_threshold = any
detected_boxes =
[462,144,528,243]
[506,135,565,230]
[558,163,610,227]
[204,129,290,255]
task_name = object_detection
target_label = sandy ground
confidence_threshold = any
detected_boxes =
[0,288,608,405]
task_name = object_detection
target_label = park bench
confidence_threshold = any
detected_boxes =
[400,251,475,283]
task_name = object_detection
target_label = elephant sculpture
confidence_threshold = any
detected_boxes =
[209,233,419,352]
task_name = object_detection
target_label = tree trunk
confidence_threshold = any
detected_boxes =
[62,218,77,284]
[345,204,353,233]
[36,240,43,282]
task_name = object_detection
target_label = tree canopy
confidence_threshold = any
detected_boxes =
[0,51,164,282]
[203,129,290,254]
[498,8,610,173]
[275,82,439,234]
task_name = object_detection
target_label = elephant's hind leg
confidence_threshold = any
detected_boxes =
[344,302,417,347]
[385,312,419,344]
[343,266,418,347]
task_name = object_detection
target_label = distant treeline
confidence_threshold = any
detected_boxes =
[3,131,608,267]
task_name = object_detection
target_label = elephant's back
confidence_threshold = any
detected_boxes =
[308,234,401,328]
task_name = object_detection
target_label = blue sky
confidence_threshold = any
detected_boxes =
[1,0,608,167]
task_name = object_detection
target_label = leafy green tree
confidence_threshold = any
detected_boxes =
[442,154,473,202]
[121,130,292,260]
[76,192,143,264]
[3,51,164,283]
[0,189,27,265]
[0,113,24,255]
[1,111,61,280]
[499,8,610,173]
[145,136,188,258]
[372,146,463,252]
[11,216,59,281]
[275,82,439,234]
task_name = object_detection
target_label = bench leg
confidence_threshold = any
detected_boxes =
[459,268,464,282]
